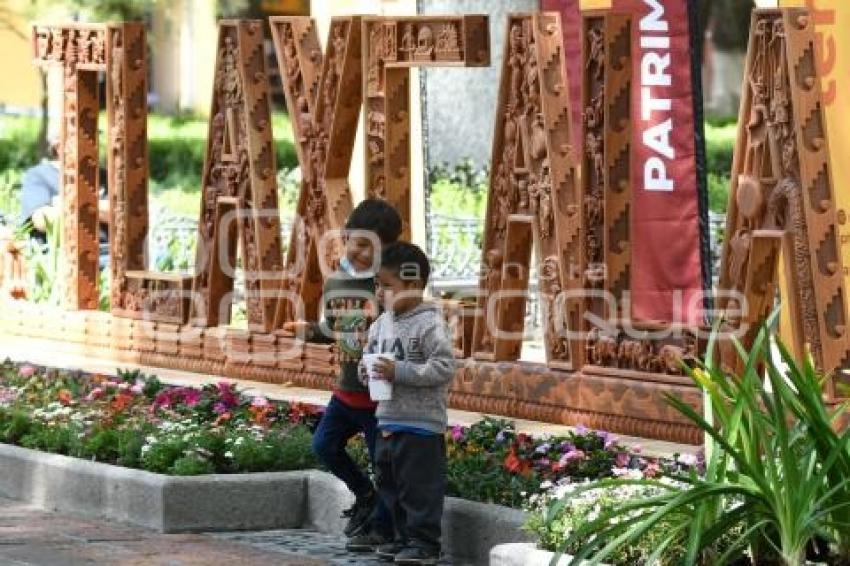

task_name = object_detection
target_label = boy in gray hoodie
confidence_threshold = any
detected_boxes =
[362,242,456,565]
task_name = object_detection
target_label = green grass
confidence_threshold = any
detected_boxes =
[704,121,736,213]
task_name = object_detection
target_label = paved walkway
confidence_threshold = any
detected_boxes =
[0,496,326,565]
[0,496,459,565]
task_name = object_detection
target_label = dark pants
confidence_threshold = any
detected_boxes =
[375,431,446,550]
[312,396,391,531]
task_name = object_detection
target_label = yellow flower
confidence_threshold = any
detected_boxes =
[691,368,714,391]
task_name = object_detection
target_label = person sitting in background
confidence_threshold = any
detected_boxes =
[20,136,61,240]
[20,135,111,257]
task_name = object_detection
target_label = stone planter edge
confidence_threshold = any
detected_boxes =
[0,443,531,564]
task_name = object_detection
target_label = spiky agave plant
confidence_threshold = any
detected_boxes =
[548,308,850,566]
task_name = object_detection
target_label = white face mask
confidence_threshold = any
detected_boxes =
[340,256,373,278]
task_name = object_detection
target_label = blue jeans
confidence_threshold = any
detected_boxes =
[312,395,391,531]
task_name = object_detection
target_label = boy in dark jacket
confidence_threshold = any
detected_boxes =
[284,199,400,545]
[362,242,456,564]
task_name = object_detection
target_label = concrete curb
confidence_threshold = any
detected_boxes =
[0,443,531,564]
[0,443,306,532]
[489,543,604,565]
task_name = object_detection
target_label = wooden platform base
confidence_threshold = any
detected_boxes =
[0,303,704,444]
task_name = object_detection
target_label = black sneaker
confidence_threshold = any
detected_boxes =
[342,492,377,537]
[375,541,406,562]
[346,530,393,553]
[393,546,440,565]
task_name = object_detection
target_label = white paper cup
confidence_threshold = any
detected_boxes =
[363,353,393,401]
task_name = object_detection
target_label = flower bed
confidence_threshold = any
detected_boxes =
[0,360,683,509]
[518,323,850,566]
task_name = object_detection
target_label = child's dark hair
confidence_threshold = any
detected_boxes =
[381,242,431,285]
[345,198,402,244]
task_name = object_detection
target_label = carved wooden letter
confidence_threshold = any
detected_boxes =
[718,9,850,392]
[269,17,364,326]
[362,16,490,240]
[32,25,107,310]
[106,23,152,318]
[472,13,579,367]
[578,12,633,368]
[190,21,284,332]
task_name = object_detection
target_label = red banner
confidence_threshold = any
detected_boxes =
[614,0,703,323]
[544,0,706,324]
[618,0,704,324]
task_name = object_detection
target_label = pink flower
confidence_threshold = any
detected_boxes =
[18,365,36,378]
[615,451,630,468]
[450,425,465,442]
[152,390,173,410]
[598,431,617,450]
[130,384,143,395]
[559,450,585,466]
[85,387,105,402]
[216,382,239,408]
[181,388,202,407]
[643,461,662,478]
[251,396,270,408]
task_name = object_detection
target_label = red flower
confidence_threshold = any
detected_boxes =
[503,450,531,475]
[214,411,232,426]
[288,402,320,424]
[110,392,134,413]
[248,405,272,427]
[57,389,73,406]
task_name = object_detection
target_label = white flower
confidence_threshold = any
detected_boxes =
[611,467,644,480]
[224,451,234,459]
[677,453,698,466]
[145,435,158,444]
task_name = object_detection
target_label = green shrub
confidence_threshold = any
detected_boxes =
[447,450,538,508]
[116,428,147,468]
[170,453,216,475]
[272,425,319,471]
[707,172,730,213]
[0,125,39,172]
[1,410,33,443]
[228,434,277,472]
[85,426,122,462]
[704,122,736,181]
[0,170,22,221]
[0,113,298,200]
[141,437,188,473]
[20,421,83,456]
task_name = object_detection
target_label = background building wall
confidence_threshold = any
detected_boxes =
[151,0,217,115]
[418,0,538,171]
[0,0,64,113]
